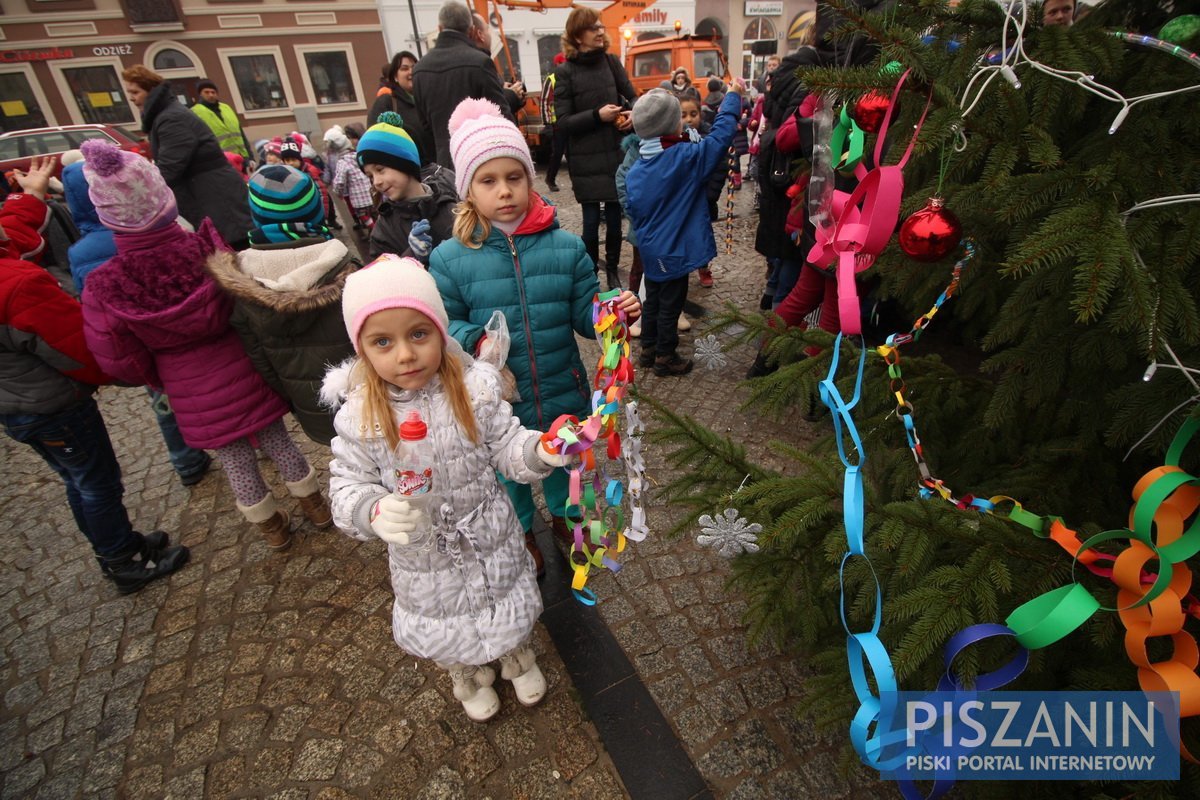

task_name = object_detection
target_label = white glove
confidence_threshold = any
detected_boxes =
[369,495,423,545]
[537,441,572,468]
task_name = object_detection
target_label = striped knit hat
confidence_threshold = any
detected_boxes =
[246,164,329,244]
[448,98,535,200]
[356,111,421,178]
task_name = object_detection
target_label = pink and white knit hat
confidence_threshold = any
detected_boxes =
[80,138,177,234]
[342,254,450,352]
[448,98,536,199]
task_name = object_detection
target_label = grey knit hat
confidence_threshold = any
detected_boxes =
[632,89,681,139]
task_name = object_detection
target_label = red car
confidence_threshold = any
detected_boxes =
[0,124,150,183]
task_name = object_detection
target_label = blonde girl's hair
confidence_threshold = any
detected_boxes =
[452,196,492,249]
[352,338,480,450]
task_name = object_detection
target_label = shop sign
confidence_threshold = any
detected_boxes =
[745,1,783,16]
[0,47,75,63]
[91,45,135,56]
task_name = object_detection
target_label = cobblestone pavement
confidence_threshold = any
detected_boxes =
[1,172,897,798]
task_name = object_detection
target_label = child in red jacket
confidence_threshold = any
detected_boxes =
[0,156,189,593]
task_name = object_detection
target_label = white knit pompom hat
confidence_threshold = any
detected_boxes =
[341,255,450,352]
[448,97,536,199]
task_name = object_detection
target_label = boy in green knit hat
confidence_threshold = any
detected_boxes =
[358,111,458,263]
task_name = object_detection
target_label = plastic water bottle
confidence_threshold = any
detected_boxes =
[392,410,437,550]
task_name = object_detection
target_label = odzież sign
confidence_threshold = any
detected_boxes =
[0,48,75,63]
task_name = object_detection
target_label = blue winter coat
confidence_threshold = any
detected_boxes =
[625,91,742,282]
[428,196,600,432]
[61,161,115,292]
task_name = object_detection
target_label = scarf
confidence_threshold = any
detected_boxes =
[638,128,701,159]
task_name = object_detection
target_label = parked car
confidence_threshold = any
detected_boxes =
[0,124,150,183]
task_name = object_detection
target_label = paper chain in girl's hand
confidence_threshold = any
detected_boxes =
[540,289,647,605]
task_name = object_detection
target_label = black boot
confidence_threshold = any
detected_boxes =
[745,353,779,379]
[99,532,189,594]
[605,264,622,291]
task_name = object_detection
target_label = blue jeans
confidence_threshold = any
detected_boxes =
[499,468,571,533]
[581,201,623,270]
[770,258,803,309]
[146,388,209,478]
[2,397,140,559]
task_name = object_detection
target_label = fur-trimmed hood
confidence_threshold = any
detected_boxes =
[319,356,357,411]
[207,238,355,315]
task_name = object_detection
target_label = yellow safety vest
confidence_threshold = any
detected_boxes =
[192,102,249,158]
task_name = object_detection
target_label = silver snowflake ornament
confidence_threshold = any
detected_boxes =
[694,334,729,370]
[697,508,762,558]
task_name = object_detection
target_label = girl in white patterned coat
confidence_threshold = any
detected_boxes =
[322,255,566,722]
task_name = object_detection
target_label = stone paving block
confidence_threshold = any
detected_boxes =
[335,741,385,788]
[26,714,64,753]
[120,763,163,800]
[654,615,699,647]
[174,718,220,767]
[32,765,82,800]
[457,737,501,784]
[696,679,749,726]
[415,720,454,760]
[1,758,46,800]
[647,672,691,715]
[507,756,563,800]
[738,667,787,708]
[415,765,466,800]
[732,719,785,773]
[163,766,205,799]
[81,746,124,793]
[270,703,314,743]
[674,704,720,747]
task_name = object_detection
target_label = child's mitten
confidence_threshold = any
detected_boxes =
[369,495,422,544]
[536,442,572,469]
[408,218,434,261]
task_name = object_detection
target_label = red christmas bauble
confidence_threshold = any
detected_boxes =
[898,198,962,262]
[854,92,890,134]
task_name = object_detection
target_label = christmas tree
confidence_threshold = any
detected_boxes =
[652,1,1200,797]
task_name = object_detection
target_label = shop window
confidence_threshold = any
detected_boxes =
[61,65,134,125]
[696,17,727,60]
[742,18,777,80]
[537,34,560,79]
[153,48,195,71]
[303,51,356,105]
[228,53,287,111]
[121,0,182,26]
[0,71,50,132]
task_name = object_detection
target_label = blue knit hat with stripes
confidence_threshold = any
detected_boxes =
[246,164,329,244]
[356,111,421,177]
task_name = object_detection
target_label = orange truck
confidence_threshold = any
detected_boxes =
[474,0,729,160]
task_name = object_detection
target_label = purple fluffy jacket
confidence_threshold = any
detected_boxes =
[82,220,289,449]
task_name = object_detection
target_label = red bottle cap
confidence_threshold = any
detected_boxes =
[399,410,427,441]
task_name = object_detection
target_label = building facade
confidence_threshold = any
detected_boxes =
[0,0,389,140]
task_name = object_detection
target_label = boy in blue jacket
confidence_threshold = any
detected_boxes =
[625,79,745,376]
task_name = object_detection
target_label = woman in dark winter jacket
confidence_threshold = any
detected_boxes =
[208,165,359,445]
[553,6,636,290]
[367,51,434,165]
[121,65,253,250]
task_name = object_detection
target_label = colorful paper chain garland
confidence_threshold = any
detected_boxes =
[818,241,1200,797]
[540,289,647,605]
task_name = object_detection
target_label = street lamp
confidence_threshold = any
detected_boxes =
[674,20,682,36]
[622,27,633,60]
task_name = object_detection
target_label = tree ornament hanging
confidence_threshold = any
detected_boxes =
[696,508,762,558]
[852,91,890,134]
[898,197,963,262]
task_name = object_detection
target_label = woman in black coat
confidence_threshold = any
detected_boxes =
[367,51,434,165]
[553,6,636,290]
[121,65,253,250]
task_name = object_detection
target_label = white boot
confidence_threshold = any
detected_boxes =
[447,665,500,722]
[499,644,547,707]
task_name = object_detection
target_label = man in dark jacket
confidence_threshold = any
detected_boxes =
[412,1,515,169]
[0,156,189,594]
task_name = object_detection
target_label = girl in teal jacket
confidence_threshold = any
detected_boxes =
[429,98,640,551]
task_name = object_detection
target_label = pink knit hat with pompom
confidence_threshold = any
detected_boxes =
[448,98,535,199]
[81,138,177,234]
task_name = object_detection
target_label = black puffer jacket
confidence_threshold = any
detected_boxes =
[140,83,253,249]
[367,84,434,166]
[368,163,458,262]
[206,239,359,445]
[553,49,636,203]
[412,30,515,169]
